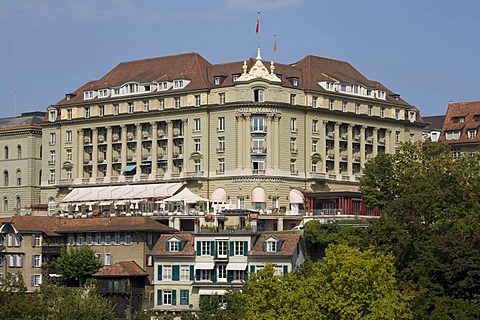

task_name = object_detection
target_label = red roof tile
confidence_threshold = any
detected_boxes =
[150,233,195,256]
[440,101,480,144]
[55,217,177,233]
[93,260,148,277]
[249,233,301,256]
[0,216,62,236]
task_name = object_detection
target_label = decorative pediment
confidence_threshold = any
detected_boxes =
[236,49,281,83]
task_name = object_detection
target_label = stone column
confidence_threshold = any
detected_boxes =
[334,123,340,174]
[106,126,113,181]
[274,115,281,169]
[385,130,391,154]
[166,121,173,178]
[360,126,366,167]
[320,120,327,173]
[266,114,273,170]
[150,122,158,180]
[373,128,379,157]
[121,125,127,171]
[347,124,353,174]
[135,123,142,180]
[244,115,251,172]
[236,114,243,169]
[277,217,284,231]
[76,130,84,181]
[182,119,188,174]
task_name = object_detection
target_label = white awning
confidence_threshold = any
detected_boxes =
[194,262,215,270]
[210,188,227,203]
[251,187,266,203]
[226,262,247,271]
[198,289,226,296]
[289,189,304,204]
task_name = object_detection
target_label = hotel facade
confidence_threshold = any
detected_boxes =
[40,50,425,217]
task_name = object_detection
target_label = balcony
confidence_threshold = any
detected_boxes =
[250,125,267,133]
[253,169,265,175]
[251,147,267,155]
[184,171,204,178]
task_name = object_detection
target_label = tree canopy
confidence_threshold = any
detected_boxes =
[55,245,102,287]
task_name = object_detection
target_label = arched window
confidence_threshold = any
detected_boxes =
[17,145,22,158]
[3,197,8,211]
[251,187,266,210]
[15,196,21,213]
[4,146,8,160]
[4,171,9,186]
[16,169,21,186]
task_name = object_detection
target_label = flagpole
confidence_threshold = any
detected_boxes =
[256,11,260,50]
[274,34,277,62]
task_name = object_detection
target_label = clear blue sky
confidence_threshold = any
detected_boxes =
[1,0,479,118]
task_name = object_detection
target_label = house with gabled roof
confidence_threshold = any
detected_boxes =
[150,230,305,314]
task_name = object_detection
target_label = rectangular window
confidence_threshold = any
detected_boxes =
[180,289,189,305]
[50,133,56,145]
[217,241,228,258]
[380,107,385,118]
[193,138,201,152]
[395,109,400,120]
[217,264,227,282]
[218,117,225,131]
[33,234,42,247]
[312,96,317,107]
[114,104,119,115]
[143,101,149,112]
[169,241,179,252]
[200,269,211,281]
[254,89,264,102]
[266,240,277,252]
[32,274,42,287]
[194,159,201,172]
[290,138,297,153]
[312,120,318,133]
[233,270,244,281]
[355,103,360,114]
[163,265,172,280]
[32,254,42,267]
[219,93,225,105]
[195,95,201,107]
[194,118,201,131]
[368,105,373,116]
[159,99,165,110]
[180,265,190,281]
[66,149,72,161]
[234,241,244,256]
[290,159,296,173]
[85,107,90,118]
[163,290,173,305]
[342,101,347,112]
[395,131,401,143]
[7,254,22,267]
[67,109,72,120]
[99,105,105,116]
[274,266,284,276]
[49,170,55,184]
[468,129,477,139]
[238,197,245,209]
[290,118,297,132]
[218,137,225,152]
[312,139,318,153]
[50,150,56,165]
[290,94,296,105]
[174,97,181,109]
[218,158,225,173]
[452,147,461,159]
[252,115,265,131]
[445,131,461,140]
[201,241,211,255]
[128,102,134,113]
[329,99,334,110]
[252,157,265,173]
[66,130,72,142]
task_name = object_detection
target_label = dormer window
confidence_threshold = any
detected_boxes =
[48,110,57,122]
[326,82,335,90]
[445,131,461,140]
[98,89,109,98]
[292,78,299,86]
[214,77,221,85]
[174,80,184,88]
[408,111,416,122]
[468,129,477,139]
[264,238,279,252]
[232,74,241,82]
[84,91,96,100]
[166,238,182,252]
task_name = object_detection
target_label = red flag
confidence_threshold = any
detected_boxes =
[256,12,260,34]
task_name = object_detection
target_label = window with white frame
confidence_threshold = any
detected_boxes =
[312,96,317,107]
[33,234,42,247]
[99,105,105,116]
[217,241,228,258]
[32,274,42,287]
[163,290,173,305]
[290,159,296,173]
[159,99,165,110]
[312,139,318,153]
[49,170,55,184]
[195,95,201,107]
[452,147,461,159]
[252,136,264,153]
[32,254,42,267]
[218,158,225,173]
[254,89,264,102]
[114,104,120,115]
[50,133,56,145]
[194,118,201,131]
[238,197,245,209]
[380,107,385,118]
[163,265,172,280]
[233,270,244,281]
[174,97,181,109]
[355,103,360,114]
[234,241,244,256]
[168,240,179,252]
[7,254,22,267]
[445,131,461,140]
[66,130,72,142]
[468,129,477,139]
[67,109,72,120]
[201,241,211,255]
[218,137,225,152]
[368,105,373,116]
[265,239,277,252]
[194,159,201,172]
[49,110,57,122]
[312,119,318,133]
[85,107,90,118]
[290,118,297,132]
[143,101,149,112]
[217,264,227,282]
[128,102,134,113]
[218,117,225,131]
[252,157,265,173]
[274,266,284,276]
[199,269,211,281]
[311,161,318,173]
[194,139,201,152]
[50,150,56,165]
[180,265,190,281]
[395,109,400,120]
[7,234,21,247]
[252,115,265,131]
[219,93,225,105]
[174,80,184,88]
[395,131,401,143]
[290,138,297,153]
[66,149,72,161]
[329,99,334,110]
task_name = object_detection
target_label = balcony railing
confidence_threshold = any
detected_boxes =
[250,125,267,133]
[253,169,265,175]
[251,147,267,154]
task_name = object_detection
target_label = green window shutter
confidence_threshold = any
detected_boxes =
[210,241,215,256]
[196,270,200,281]
[243,241,248,255]
[157,289,162,305]
[212,266,217,283]
[165,242,169,252]
[250,265,256,273]
[179,241,183,251]
[244,270,248,281]
[172,289,177,305]
[180,289,189,305]
[190,265,195,281]
[172,265,180,281]
[227,270,233,283]
[196,241,201,256]
[276,241,281,252]
[283,265,288,275]
[229,241,234,256]
[157,265,162,281]
[262,241,267,252]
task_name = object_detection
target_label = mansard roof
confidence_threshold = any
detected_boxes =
[94,260,148,277]
[441,101,480,144]
[249,233,302,256]
[0,112,46,130]
[150,233,195,256]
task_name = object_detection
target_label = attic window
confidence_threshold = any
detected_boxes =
[214,77,222,85]
[452,117,465,123]
[292,78,299,87]
[48,110,57,122]
[254,89,265,102]
[84,91,96,100]
[232,74,241,82]
[166,239,182,252]
[173,80,184,89]
[264,238,279,252]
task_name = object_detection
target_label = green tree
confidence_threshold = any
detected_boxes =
[55,245,102,287]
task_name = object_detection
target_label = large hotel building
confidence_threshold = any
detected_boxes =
[40,50,425,223]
